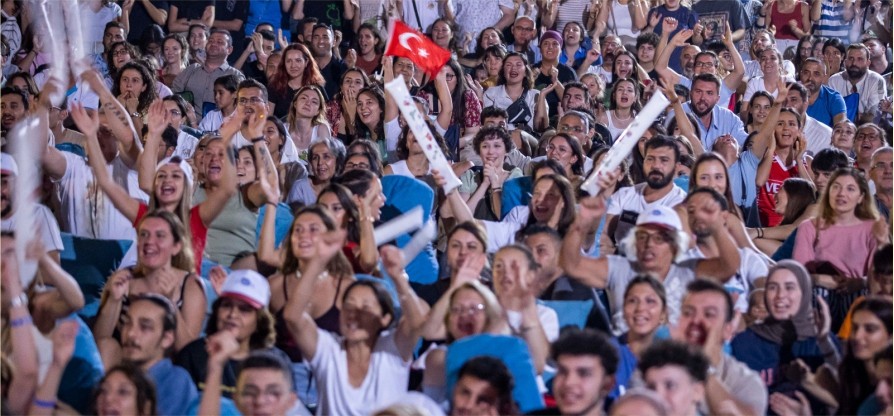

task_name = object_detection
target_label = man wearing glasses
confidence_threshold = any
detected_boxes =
[173,29,245,113]
[507,16,541,65]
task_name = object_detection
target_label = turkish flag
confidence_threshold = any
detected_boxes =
[385,20,451,79]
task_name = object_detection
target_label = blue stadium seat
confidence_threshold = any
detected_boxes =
[59,233,132,319]
[380,176,439,284]
[500,176,533,219]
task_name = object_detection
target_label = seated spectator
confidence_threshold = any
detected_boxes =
[536,328,619,416]
[199,348,301,416]
[450,356,518,416]
[639,340,710,416]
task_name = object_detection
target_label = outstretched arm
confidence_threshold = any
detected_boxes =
[381,247,430,360]
[655,20,689,87]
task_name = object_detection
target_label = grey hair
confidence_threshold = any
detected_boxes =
[620,225,691,263]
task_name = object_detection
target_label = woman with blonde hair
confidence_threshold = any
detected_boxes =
[287,85,332,161]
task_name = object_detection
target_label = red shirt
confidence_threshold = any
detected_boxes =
[757,155,799,227]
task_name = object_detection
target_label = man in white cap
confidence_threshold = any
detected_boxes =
[0,152,64,261]
[562,192,741,334]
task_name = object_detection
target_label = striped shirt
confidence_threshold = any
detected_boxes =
[813,0,850,41]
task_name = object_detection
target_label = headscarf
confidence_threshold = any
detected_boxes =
[750,260,817,344]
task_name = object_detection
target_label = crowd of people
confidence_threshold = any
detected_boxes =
[0,0,892,415]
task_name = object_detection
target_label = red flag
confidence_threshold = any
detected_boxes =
[385,20,451,79]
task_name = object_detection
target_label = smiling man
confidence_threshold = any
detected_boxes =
[828,43,888,124]
[801,57,847,127]
[535,328,618,416]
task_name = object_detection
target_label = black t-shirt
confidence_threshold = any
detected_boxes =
[318,58,347,100]
[174,337,293,398]
[126,0,170,44]
[299,0,355,47]
[242,61,268,85]
[533,62,579,123]
[216,0,250,64]
[173,0,214,21]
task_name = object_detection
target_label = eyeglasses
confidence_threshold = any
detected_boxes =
[113,49,130,57]
[872,162,893,170]
[857,133,881,142]
[345,161,370,170]
[694,61,716,68]
[450,304,485,317]
[238,97,265,106]
[634,230,672,245]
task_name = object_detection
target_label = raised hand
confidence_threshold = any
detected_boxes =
[209,265,227,296]
[576,195,607,229]
[219,105,247,140]
[662,17,679,33]
[277,29,289,50]
[721,22,733,45]
[761,0,775,15]
[453,253,486,287]
[69,103,100,137]
[51,319,80,365]
[309,229,347,269]
[649,11,661,29]
[105,269,132,302]
[206,330,240,367]
[379,245,406,278]
[769,391,812,416]
[670,29,694,47]
[118,92,139,113]
[465,74,484,101]
[146,99,169,136]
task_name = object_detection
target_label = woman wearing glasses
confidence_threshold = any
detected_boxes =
[854,123,888,176]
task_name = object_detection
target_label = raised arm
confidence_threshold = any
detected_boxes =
[383,56,399,123]
[662,78,704,156]
[2,252,39,415]
[70,103,141,222]
[419,253,487,340]
[197,331,240,416]
[241,113,278,209]
[693,209,742,282]
[92,269,132,345]
[140,0,169,25]
[655,20,689,87]
[28,320,79,416]
[32,245,85,323]
[380,246,431,360]
[434,169,475,224]
[434,68,454,131]
[750,79,787,159]
[353,191,380,273]
[560,195,610,288]
[82,70,142,167]
[137,100,168,194]
[283,230,346,360]
[721,23,745,92]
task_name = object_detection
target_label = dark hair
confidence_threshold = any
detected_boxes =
[667,113,703,143]
[456,356,518,415]
[532,158,568,178]
[473,126,514,155]
[639,340,710,383]
[239,350,295,390]
[161,125,179,151]
[443,58,471,126]
[347,139,384,176]
[396,119,449,160]
[609,77,642,112]
[874,343,893,365]
[237,78,269,102]
[106,41,141,74]
[257,29,276,42]
[689,153,740,218]
[519,224,561,246]
[786,81,809,103]
[550,328,620,376]
[353,87,386,142]
[129,293,177,333]
[263,116,288,152]
[686,187,730,212]
[205,297,275,349]
[523,174,576,237]
[480,106,509,123]
[745,90,774,127]
[838,296,894,414]
[636,32,660,50]
[139,24,165,56]
[811,148,851,173]
[334,169,378,199]
[644,135,681,164]
[94,363,157,416]
[355,23,385,54]
[336,67,370,101]
[280,205,354,278]
[685,279,734,322]
[779,178,816,225]
[872,243,893,277]
[113,61,158,114]
[623,274,667,310]
[318,183,361,243]
[162,94,190,124]
[562,82,593,109]
[214,74,240,92]
[691,73,721,91]
[611,51,642,86]
[342,279,396,330]
[497,52,534,90]
[547,133,585,176]
[590,146,633,190]
[105,20,127,36]
[0,86,29,111]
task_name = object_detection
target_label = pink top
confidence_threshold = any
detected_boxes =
[793,219,878,278]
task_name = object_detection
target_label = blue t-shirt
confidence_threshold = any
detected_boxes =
[731,328,838,387]
[149,359,200,416]
[807,86,847,128]
[58,317,105,414]
[649,5,698,73]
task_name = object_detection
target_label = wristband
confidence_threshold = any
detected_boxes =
[33,399,56,409]
[10,316,32,328]
[251,136,266,143]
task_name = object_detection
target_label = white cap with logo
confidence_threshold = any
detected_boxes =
[219,269,271,309]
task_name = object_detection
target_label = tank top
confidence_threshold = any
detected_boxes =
[606,0,641,44]
[274,273,344,362]
[757,154,798,227]
[769,1,804,40]
[605,111,627,141]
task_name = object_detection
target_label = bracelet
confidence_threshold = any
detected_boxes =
[491,187,502,192]
[251,136,266,143]
[33,399,56,409]
[757,227,764,239]
[10,316,32,328]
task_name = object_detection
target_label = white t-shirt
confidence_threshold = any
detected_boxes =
[483,205,530,252]
[199,109,224,133]
[606,255,699,335]
[310,329,410,416]
[55,152,147,240]
[684,246,769,312]
[803,115,832,156]
[1,204,64,253]
[482,86,539,131]
[606,183,687,243]
[506,304,560,342]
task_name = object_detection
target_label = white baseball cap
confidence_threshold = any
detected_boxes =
[0,153,18,176]
[219,270,271,309]
[156,156,194,186]
[636,206,682,232]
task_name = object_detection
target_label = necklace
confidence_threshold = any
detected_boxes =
[613,110,633,122]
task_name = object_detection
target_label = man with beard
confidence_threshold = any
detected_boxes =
[801,57,847,127]
[863,31,891,76]
[656,19,745,112]
[0,86,27,144]
[0,153,63,261]
[605,135,688,246]
[119,294,198,416]
[682,188,768,314]
[675,73,747,150]
[173,29,244,112]
[311,23,346,99]
[562,184,741,333]
[786,81,833,155]
[828,44,888,125]
[674,279,767,415]
[870,147,892,223]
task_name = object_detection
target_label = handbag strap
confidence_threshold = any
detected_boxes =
[410,0,423,30]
